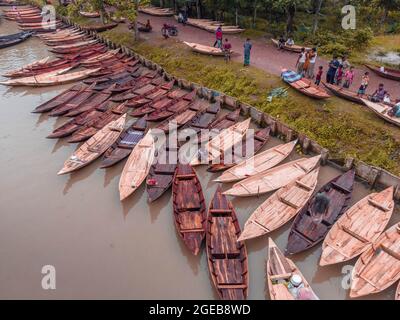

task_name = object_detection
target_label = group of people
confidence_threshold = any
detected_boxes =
[324,55,355,89]
[212,26,252,66]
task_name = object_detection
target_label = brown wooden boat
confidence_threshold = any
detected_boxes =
[266,238,318,300]
[239,168,320,242]
[350,222,400,298]
[156,100,210,133]
[62,84,117,117]
[48,83,97,117]
[206,187,249,300]
[68,102,127,143]
[320,186,394,266]
[145,90,197,122]
[190,119,251,166]
[271,39,311,53]
[79,11,100,18]
[209,109,241,131]
[3,56,50,77]
[215,140,297,183]
[124,80,175,106]
[119,131,155,201]
[287,78,330,100]
[82,23,118,32]
[172,164,206,255]
[57,114,126,175]
[146,142,178,202]
[139,6,174,17]
[361,99,400,127]
[100,117,148,168]
[5,60,79,78]
[49,42,103,54]
[0,68,101,87]
[223,155,321,197]
[286,169,355,255]
[32,83,88,113]
[207,128,270,172]
[184,41,226,56]
[47,101,113,139]
[322,82,365,104]
[365,64,400,81]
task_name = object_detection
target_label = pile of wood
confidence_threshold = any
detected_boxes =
[176,16,245,34]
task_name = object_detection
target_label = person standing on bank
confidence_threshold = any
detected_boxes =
[243,38,252,66]
[296,48,306,76]
[306,48,317,79]
[326,55,340,84]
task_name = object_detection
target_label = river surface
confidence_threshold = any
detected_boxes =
[0,17,399,300]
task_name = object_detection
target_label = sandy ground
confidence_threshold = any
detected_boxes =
[138,12,400,97]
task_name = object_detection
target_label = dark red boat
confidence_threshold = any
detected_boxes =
[286,169,355,255]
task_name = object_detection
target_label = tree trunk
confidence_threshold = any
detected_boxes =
[172,0,177,14]
[235,7,238,26]
[311,0,323,35]
[196,0,201,19]
[134,0,140,41]
[381,7,389,24]
[160,0,164,8]
[252,0,258,28]
[286,5,296,36]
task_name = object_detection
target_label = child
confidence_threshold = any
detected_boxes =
[357,72,370,97]
[343,66,355,88]
[335,65,343,86]
[315,66,323,86]
[223,38,232,63]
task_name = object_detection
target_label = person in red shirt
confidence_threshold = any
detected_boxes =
[223,38,232,62]
[213,26,223,48]
[315,66,323,86]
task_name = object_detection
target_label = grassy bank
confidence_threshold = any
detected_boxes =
[101,29,400,174]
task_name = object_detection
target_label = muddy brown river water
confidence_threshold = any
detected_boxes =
[0,17,399,300]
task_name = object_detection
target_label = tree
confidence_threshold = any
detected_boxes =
[311,0,323,35]
[268,0,309,35]
[372,0,400,24]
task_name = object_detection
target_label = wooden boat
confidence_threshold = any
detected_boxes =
[82,23,118,32]
[47,101,113,139]
[18,20,62,27]
[47,83,97,117]
[322,82,365,105]
[139,6,174,17]
[155,100,210,132]
[119,131,155,201]
[100,117,148,168]
[206,187,249,300]
[286,169,355,255]
[0,30,30,41]
[239,168,320,242]
[32,83,88,113]
[223,155,321,197]
[350,223,400,298]
[0,31,32,48]
[79,11,100,18]
[365,64,400,81]
[361,99,400,127]
[183,41,225,56]
[3,56,50,77]
[68,103,127,143]
[125,80,176,106]
[4,58,75,78]
[146,143,178,202]
[271,39,311,53]
[57,114,126,175]
[179,17,244,34]
[172,164,206,255]
[190,119,251,166]
[145,90,197,122]
[320,186,394,266]
[209,109,241,132]
[50,39,99,51]
[0,68,101,87]
[396,282,400,300]
[208,128,271,172]
[266,238,318,300]
[286,78,330,100]
[55,84,115,117]
[215,140,297,183]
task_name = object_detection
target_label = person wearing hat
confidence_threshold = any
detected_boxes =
[311,186,330,223]
[287,274,319,300]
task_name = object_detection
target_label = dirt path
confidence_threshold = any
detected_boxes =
[138,12,399,96]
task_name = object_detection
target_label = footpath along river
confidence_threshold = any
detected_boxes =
[0,17,398,299]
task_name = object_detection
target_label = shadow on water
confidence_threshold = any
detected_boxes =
[51,138,72,154]
[61,162,99,195]
[175,230,203,277]
[103,161,124,188]
[121,184,147,219]
[35,113,49,128]
[148,190,172,224]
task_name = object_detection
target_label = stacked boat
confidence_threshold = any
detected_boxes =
[175,15,245,34]
[139,5,174,17]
